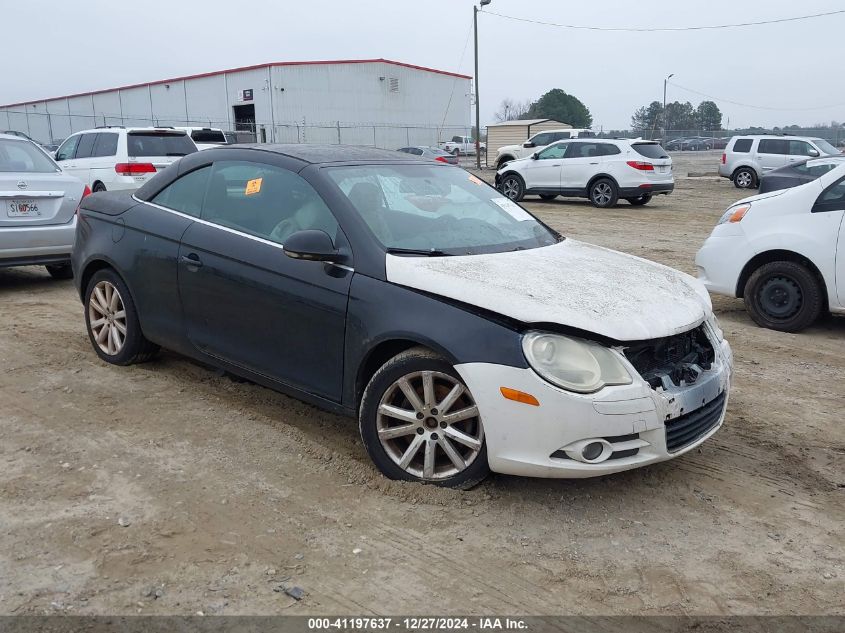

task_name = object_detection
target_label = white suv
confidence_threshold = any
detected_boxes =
[495,128,595,170]
[54,127,198,192]
[496,139,673,208]
[173,126,229,150]
[697,162,845,332]
[719,135,841,190]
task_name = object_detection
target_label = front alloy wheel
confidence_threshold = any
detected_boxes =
[359,348,489,488]
[500,174,525,201]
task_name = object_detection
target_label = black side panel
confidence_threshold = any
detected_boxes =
[343,274,527,408]
[79,191,139,216]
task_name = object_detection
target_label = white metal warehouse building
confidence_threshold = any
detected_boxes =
[0,59,472,149]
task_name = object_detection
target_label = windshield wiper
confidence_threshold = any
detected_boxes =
[386,247,452,257]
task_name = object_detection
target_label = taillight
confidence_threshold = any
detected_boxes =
[626,161,654,171]
[114,163,156,176]
[75,185,92,216]
[435,156,448,163]
[721,153,726,164]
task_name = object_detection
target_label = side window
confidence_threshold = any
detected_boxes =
[92,133,118,157]
[75,133,96,159]
[788,140,814,156]
[732,139,753,153]
[55,135,80,161]
[151,166,212,218]
[812,176,845,213]
[599,143,621,156]
[758,139,788,155]
[537,144,568,160]
[410,148,423,156]
[565,143,601,158]
[201,161,339,245]
[530,133,551,146]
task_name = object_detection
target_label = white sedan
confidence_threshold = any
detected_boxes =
[696,162,845,332]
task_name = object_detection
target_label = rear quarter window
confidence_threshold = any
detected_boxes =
[732,139,753,153]
[631,143,669,159]
[128,133,196,157]
[191,130,226,143]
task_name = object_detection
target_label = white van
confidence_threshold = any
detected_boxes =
[173,127,229,150]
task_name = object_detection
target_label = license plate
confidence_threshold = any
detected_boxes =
[658,165,670,173]
[7,200,40,217]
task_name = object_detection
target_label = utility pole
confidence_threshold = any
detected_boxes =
[474,0,491,169]
[663,73,674,139]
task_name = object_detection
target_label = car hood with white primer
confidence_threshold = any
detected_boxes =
[385,240,712,341]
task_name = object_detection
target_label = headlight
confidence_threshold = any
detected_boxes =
[522,332,632,393]
[718,203,750,225]
[706,314,724,341]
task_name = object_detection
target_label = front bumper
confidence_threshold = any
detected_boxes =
[0,216,76,267]
[695,228,750,297]
[455,337,732,478]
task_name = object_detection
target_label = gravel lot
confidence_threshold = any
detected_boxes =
[1,152,843,615]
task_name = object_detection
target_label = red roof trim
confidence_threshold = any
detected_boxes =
[0,59,472,108]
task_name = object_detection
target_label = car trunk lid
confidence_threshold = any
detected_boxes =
[0,173,84,227]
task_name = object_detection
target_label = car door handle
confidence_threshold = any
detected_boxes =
[589,162,599,165]
[180,254,203,267]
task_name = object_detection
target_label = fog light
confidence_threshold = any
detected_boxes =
[582,441,604,461]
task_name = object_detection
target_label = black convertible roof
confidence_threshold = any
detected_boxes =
[220,143,417,164]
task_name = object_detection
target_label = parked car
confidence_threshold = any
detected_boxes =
[496,139,673,208]
[681,137,713,151]
[4,130,61,154]
[495,128,595,170]
[665,138,688,151]
[72,144,731,487]
[697,162,845,332]
[174,127,230,150]
[718,135,841,190]
[54,127,198,192]
[706,137,730,150]
[0,133,90,279]
[759,155,845,194]
[439,135,485,156]
[397,146,458,165]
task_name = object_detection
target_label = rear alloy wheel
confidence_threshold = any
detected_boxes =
[539,194,558,201]
[499,174,525,202]
[589,178,618,208]
[84,269,159,365]
[626,194,652,206]
[744,261,823,332]
[359,348,489,489]
[45,263,73,280]
[733,168,757,189]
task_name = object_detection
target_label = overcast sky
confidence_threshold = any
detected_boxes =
[3,0,844,130]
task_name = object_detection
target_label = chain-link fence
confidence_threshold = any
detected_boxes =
[598,128,845,148]
[0,108,476,151]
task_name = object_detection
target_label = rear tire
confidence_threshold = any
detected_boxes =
[626,194,652,206]
[539,194,558,201]
[451,148,460,156]
[589,178,618,208]
[45,263,73,280]
[359,347,489,489]
[733,167,757,189]
[84,268,159,365]
[744,261,823,332]
[499,174,525,202]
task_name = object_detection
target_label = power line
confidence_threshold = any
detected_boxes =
[484,8,845,32]
[668,81,845,112]
[439,13,475,135]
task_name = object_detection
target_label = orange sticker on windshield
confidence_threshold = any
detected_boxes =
[245,177,263,196]
[468,174,483,186]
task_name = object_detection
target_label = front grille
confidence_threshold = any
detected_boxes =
[665,392,726,453]
[624,326,715,389]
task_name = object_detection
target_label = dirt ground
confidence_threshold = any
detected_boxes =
[1,152,843,616]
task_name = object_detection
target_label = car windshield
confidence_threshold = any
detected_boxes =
[0,138,59,173]
[326,164,560,255]
[812,139,840,155]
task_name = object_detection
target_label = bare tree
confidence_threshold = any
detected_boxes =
[494,98,532,122]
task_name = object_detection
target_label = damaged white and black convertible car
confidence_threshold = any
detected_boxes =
[72,145,732,488]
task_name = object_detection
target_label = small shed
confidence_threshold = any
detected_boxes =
[486,119,570,167]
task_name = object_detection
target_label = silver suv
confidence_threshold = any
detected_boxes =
[719,135,841,189]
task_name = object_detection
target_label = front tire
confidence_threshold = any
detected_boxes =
[744,261,823,332]
[733,167,757,189]
[45,263,73,279]
[589,178,618,208]
[84,268,159,365]
[359,348,489,489]
[499,173,525,201]
[626,194,652,206]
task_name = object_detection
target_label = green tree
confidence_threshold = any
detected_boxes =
[695,101,722,131]
[664,101,697,132]
[631,101,664,134]
[524,89,593,128]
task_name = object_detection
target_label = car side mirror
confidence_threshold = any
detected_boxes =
[283,230,341,263]
[808,149,820,157]
[523,142,535,148]
[531,152,539,160]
